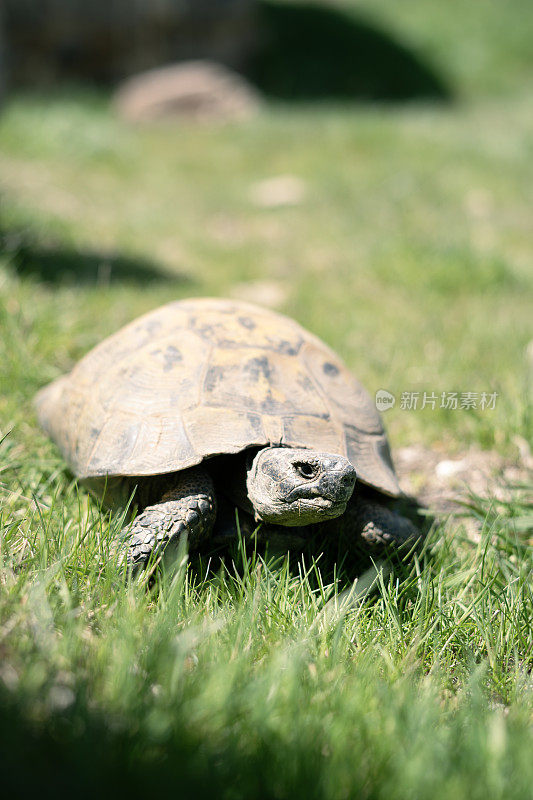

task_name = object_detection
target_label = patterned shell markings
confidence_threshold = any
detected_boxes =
[35,298,400,496]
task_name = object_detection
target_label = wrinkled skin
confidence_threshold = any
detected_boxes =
[246,447,356,526]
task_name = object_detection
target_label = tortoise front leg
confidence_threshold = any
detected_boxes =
[339,494,420,554]
[121,466,217,574]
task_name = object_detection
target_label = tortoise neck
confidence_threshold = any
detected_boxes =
[212,446,273,516]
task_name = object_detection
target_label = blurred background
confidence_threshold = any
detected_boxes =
[0,0,532,455]
[1,0,452,100]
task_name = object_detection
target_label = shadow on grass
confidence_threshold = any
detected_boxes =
[0,687,311,800]
[195,492,431,594]
[1,227,188,287]
[248,1,452,102]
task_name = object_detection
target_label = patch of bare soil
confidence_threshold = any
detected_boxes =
[394,441,532,518]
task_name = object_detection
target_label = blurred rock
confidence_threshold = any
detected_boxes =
[250,175,306,208]
[435,459,468,479]
[114,61,260,123]
[230,280,288,309]
[3,0,256,89]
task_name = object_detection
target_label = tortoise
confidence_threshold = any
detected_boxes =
[35,297,418,571]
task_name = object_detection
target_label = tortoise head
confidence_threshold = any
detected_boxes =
[246,447,356,526]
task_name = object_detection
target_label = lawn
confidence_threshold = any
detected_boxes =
[0,1,532,797]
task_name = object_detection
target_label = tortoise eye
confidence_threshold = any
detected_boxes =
[294,462,318,480]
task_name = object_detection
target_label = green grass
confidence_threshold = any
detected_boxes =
[0,480,531,798]
[1,1,532,796]
[1,93,531,449]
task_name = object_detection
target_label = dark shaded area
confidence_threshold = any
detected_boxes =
[1,1,452,104]
[0,687,268,798]
[199,489,429,590]
[2,0,256,88]
[248,1,452,101]
[0,688,301,800]
[1,227,187,287]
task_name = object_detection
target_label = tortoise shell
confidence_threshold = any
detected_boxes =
[35,297,400,496]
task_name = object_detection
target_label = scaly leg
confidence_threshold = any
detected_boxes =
[121,467,216,574]
[339,495,420,552]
